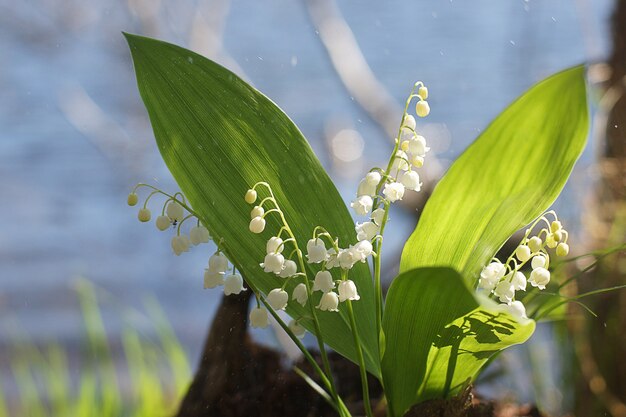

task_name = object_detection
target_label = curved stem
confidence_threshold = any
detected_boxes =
[346,299,373,417]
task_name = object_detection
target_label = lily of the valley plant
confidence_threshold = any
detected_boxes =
[124,33,589,417]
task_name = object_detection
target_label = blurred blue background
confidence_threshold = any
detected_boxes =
[0,0,615,413]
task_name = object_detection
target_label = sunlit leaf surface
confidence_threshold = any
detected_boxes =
[125,33,379,376]
[400,67,589,284]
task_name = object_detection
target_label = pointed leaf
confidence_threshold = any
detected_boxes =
[400,67,589,283]
[124,33,379,376]
[382,268,535,417]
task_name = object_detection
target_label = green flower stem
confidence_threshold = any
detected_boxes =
[346,297,374,417]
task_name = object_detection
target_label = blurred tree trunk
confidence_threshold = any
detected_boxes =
[574,1,626,415]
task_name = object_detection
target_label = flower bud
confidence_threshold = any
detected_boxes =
[279,260,298,278]
[317,291,339,312]
[399,170,422,191]
[251,205,264,218]
[203,270,224,289]
[266,236,284,254]
[545,234,558,248]
[249,307,269,328]
[408,135,429,157]
[418,86,429,100]
[138,208,151,222]
[208,253,229,273]
[338,280,360,302]
[267,288,289,310]
[528,236,543,253]
[415,100,430,117]
[190,225,210,245]
[288,319,306,338]
[550,220,562,233]
[515,245,531,262]
[166,201,184,222]
[365,171,382,186]
[223,273,245,295]
[313,271,335,293]
[245,189,257,204]
[156,215,171,231]
[357,178,377,197]
[292,283,308,306]
[127,192,138,206]
[531,254,547,270]
[249,216,266,233]
[171,235,190,255]
[402,114,416,131]
[556,242,569,257]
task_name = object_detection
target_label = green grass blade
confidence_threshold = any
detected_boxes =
[382,267,535,417]
[400,66,589,284]
[124,33,379,375]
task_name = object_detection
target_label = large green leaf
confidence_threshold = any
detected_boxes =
[400,66,589,283]
[125,34,379,376]
[382,268,535,417]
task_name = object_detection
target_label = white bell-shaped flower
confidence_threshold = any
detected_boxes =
[353,240,373,261]
[245,189,257,204]
[317,291,339,312]
[249,216,266,233]
[266,236,284,254]
[313,271,335,293]
[365,171,382,186]
[171,235,190,256]
[528,236,543,253]
[399,170,422,191]
[357,178,377,197]
[556,242,569,257]
[166,201,184,222]
[531,254,547,270]
[262,252,285,274]
[325,248,339,269]
[355,221,380,241]
[251,205,264,218]
[415,100,430,117]
[408,135,429,157]
[494,280,515,304]
[338,280,360,302]
[267,288,289,310]
[190,225,210,245]
[203,270,224,289]
[208,253,229,273]
[279,260,298,278]
[382,182,405,203]
[156,215,171,231]
[391,151,410,172]
[515,245,532,262]
[351,195,373,216]
[127,193,138,206]
[223,273,245,295]
[505,300,527,320]
[306,238,327,263]
[337,248,359,270]
[138,208,151,222]
[402,114,416,131]
[511,271,527,291]
[292,283,308,306]
[478,262,506,290]
[249,307,269,328]
[529,267,550,290]
[289,320,306,338]
[371,208,385,225]
[410,154,425,168]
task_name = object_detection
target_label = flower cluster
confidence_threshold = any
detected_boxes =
[244,182,369,331]
[129,184,243,296]
[478,211,570,319]
[350,82,431,240]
